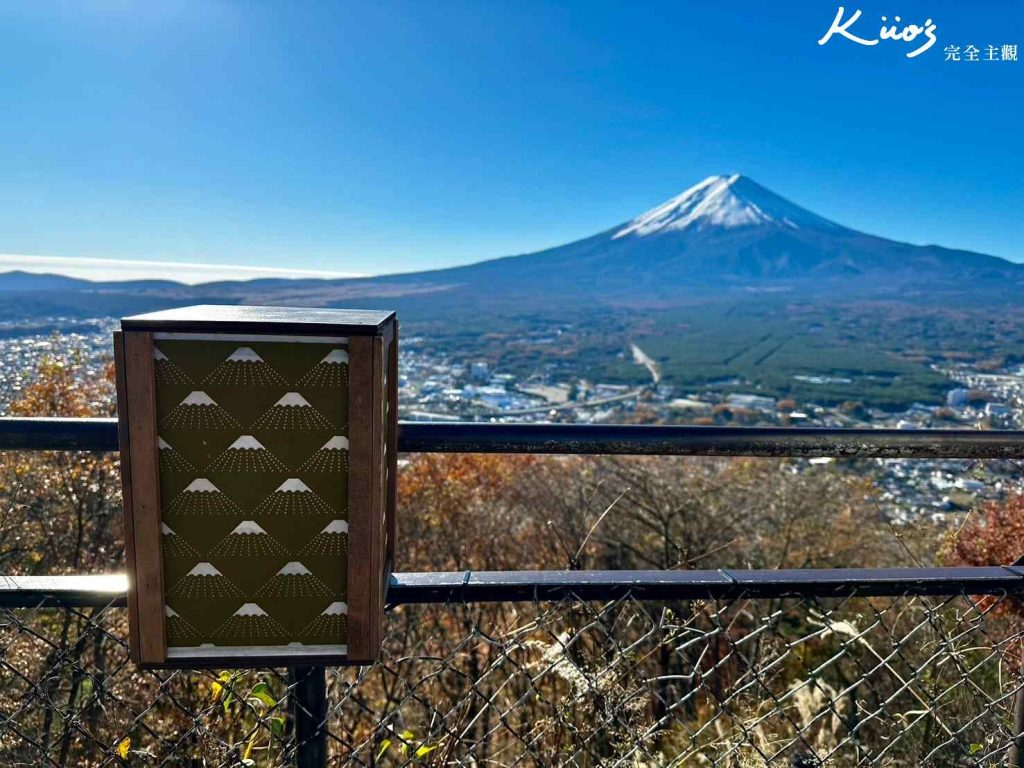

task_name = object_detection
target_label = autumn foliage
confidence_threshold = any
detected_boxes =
[944,494,1024,569]
[1,345,1013,764]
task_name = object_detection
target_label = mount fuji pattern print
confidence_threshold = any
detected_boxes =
[153,336,350,651]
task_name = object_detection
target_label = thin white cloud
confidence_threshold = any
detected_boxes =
[0,253,366,285]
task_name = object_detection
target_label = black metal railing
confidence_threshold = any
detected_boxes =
[2,416,1024,767]
[4,415,1024,457]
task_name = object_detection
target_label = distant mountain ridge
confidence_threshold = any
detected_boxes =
[1,174,1021,320]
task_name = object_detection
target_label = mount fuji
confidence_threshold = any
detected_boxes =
[0,174,1020,319]
[397,173,1021,301]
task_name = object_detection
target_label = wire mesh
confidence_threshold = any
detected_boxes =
[1,588,1023,767]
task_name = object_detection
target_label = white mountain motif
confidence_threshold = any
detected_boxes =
[298,349,350,387]
[187,562,222,576]
[255,479,336,515]
[167,479,242,515]
[302,600,349,641]
[157,436,197,473]
[208,519,289,557]
[161,521,200,559]
[235,602,268,616]
[153,346,192,386]
[251,392,333,431]
[227,348,262,362]
[299,436,349,473]
[183,478,218,492]
[232,520,267,534]
[203,346,288,387]
[256,561,332,599]
[168,562,243,599]
[161,391,240,430]
[214,602,289,643]
[300,519,349,556]
[207,435,289,473]
[164,604,202,645]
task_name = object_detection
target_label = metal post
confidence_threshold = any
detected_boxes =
[1011,686,1024,768]
[290,666,327,768]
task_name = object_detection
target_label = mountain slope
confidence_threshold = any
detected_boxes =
[0,174,1020,318]
[412,174,1021,298]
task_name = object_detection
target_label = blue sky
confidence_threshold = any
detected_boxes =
[0,1,1020,280]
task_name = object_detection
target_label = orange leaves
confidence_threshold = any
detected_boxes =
[0,344,121,575]
[397,453,551,571]
[8,347,115,418]
[943,494,1024,570]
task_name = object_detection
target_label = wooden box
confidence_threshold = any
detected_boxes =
[114,305,397,667]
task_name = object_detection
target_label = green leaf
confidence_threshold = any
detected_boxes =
[969,743,984,755]
[268,716,286,739]
[415,744,438,759]
[376,739,392,760]
[249,682,277,709]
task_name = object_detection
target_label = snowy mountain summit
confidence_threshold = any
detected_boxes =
[613,174,842,239]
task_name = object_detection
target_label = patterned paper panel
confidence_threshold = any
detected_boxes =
[153,336,349,655]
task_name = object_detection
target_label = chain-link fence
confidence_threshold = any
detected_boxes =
[3,584,1024,767]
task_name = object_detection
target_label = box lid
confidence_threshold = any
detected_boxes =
[122,305,395,336]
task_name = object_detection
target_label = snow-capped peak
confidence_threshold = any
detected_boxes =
[320,349,349,365]
[274,392,312,408]
[276,478,312,493]
[181,391,217,406]
[277,561,312,576]
[322,601,348,615]
[612,174,840,239]
[183,478,220,493]
[227,435,265,450]
[230,520,267,535]
[187,562,222,577]
[226,347,263,362]
[235,603,268,617]
[320,436,349,451]
[321,519,349,534]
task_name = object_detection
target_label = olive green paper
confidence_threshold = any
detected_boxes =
[153,338,350,651]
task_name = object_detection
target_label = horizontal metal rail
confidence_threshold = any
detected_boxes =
[3,567,1024,609]
[3,417,1024,458]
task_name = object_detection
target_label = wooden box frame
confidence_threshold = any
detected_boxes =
[115,305,397,667]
